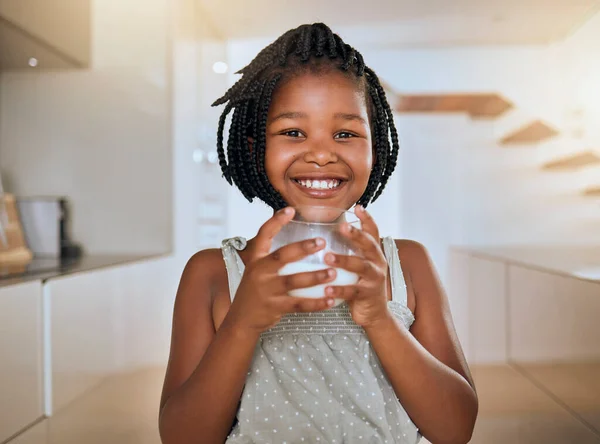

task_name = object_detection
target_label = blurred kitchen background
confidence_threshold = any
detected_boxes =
[0,0,599,443]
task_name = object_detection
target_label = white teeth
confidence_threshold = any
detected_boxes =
[297,179,340,190]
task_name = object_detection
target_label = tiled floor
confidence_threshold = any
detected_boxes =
[515,361,600,433]
[471,364,600,444]
[11,363,600,443]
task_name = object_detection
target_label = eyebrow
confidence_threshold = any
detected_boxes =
[270,111,368,125]
[334,113,367,125]
[270,111,308,123]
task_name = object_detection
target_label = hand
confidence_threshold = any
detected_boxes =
[324,205,392,328]
[225,207,337,335]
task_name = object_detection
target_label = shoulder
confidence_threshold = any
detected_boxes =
[393,239,431,265]
[392,239,439,285]
[182,248,225,279]
[176,248,227,307]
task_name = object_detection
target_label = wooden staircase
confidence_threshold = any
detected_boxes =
[499,120,559,145]
[542,151,600,171]
[384,86,600,201]
[395,93,513,119]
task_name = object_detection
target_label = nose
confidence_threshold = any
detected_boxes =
[302,139,338,166]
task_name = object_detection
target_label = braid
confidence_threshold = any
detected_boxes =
[314,25,326,57]
[333,34,346,60]
[230,102,256,201]
[300,26,313,62]
[365,68,400,201]
[251,75,285,209]
[216,101,234,184]
[212,23,399,209]
[256,74,286,209]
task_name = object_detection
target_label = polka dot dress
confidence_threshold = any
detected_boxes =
[222,237,421,444]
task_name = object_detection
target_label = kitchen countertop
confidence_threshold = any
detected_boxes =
[452,245,600,283]
[0,253,169,288]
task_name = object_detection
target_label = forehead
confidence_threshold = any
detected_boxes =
[268,71,368,118]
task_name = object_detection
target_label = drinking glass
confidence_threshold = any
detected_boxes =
[270,206,361,306]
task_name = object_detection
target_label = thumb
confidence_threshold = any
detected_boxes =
[253,207,295,259]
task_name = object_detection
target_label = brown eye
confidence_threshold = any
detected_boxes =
[284,130,302,138]
[334,132,355,139]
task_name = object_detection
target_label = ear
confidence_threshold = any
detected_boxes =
[248,137,254,154]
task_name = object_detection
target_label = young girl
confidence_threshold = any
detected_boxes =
[159,23,478,444]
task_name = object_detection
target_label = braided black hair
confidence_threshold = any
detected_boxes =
[212,23,399,210]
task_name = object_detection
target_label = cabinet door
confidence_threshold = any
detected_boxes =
[447,249,472,361]
[0,0,91,70]
[46,256,176,414]
[47,268,120,413]
[469,256,508,364]
[0,281,44,443]
[509,267,600,362]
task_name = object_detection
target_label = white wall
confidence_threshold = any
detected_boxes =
[171,0,229,271]
[0,0,172,255]
[560,10,600,144]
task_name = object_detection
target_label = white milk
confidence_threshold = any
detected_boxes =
[278,261,359,306]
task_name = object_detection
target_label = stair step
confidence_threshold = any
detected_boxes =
[500,120,559,145]
[582,186,600,197]
[395,93,512,118]
[542,151,600,171]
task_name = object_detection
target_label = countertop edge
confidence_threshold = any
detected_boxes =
[0,252,173,288]
[450,245,600,284]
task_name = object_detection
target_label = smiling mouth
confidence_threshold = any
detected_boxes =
[293,178,343,190]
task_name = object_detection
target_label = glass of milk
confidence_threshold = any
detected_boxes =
[271,206,361,307]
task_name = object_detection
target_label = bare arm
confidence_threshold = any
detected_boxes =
[158,250,260,444]
[364,240,478,444]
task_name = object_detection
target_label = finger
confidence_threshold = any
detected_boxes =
[325,284,362,301]
[253,207,295,259]
[324,253,381,280]
[274,267,336,294]
[355,205,380,241]
[339,223,383,262]
[277,295,336,313]
[261,237,326,273]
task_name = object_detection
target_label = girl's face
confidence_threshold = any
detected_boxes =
[265,71,373,210]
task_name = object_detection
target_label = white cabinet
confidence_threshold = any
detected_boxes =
[0,255,175,443]
[447,249,472,361]
[508,267,600,362]
[0,0,91,71]
[46,268,121,414]
[447,250,508,364]
[449,247,600,365]
[46,256,176,414]
[469,256,508,364]
[0,281,44,443]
